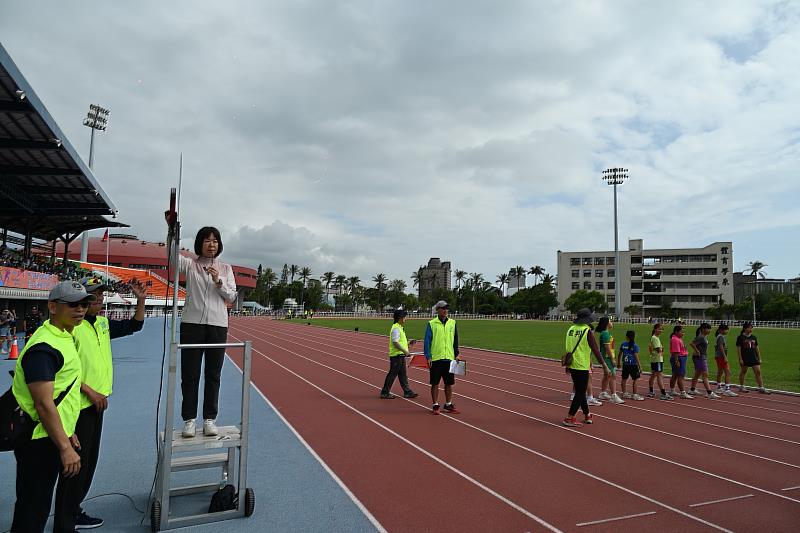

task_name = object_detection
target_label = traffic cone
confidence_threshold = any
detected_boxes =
[7,338,19,360]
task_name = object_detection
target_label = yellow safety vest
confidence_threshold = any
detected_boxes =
[73,316,113,409]
[389,323,409,357]
[428,318,456,362]
[12,320,82,439]
[565,324,592,371]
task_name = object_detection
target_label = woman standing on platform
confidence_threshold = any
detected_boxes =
[176,227,238,438]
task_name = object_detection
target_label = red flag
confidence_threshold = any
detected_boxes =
[101,229,109,242]
[409,355,428,369]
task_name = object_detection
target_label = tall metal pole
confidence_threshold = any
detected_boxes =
[603,167,629,320]
[80,105,110,262]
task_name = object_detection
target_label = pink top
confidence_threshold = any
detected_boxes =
[670,335,688,356]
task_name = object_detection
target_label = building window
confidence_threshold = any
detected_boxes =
[571,269,580,278]
[583,281,592,290]
[570,258,580,266]
[607,294,616,302]
[608,282,615,290]
[607,269,615,278]
[571,282,580,290]
[631,269,642,277]
[631,281,642,289]
[595,269,603,278]
[595,282,604,290]
[644,270,661,279]
[662,256,675,263]
[606,256,615,265]
[583,270,591,278]
[582,258,593,265]
[594,257,605,265]
[631,256,642,264]
[644,282,661,292]
[631,294,642,302]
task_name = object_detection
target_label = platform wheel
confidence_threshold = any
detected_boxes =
[150,500,161,532]
[244,487,255,517]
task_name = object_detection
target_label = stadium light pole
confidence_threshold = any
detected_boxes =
[79,104,110,262]
[602,167,628,320]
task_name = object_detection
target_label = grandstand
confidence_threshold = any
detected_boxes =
[77,262,185,313]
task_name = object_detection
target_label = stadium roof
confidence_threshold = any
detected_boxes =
[0,42,126,241]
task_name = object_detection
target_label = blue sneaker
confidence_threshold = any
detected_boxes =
[75,511,104,529]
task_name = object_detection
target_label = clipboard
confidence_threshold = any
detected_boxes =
[449,360,467,376]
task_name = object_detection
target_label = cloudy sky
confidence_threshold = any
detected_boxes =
[2,1,798,285]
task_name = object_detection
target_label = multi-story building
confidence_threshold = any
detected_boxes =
[507,269,526,296]
[733,273,800,304]
[417,257,451,298]
[556,239,734,319]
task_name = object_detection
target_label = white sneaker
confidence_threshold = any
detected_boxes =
[723,389,738,397]
[688,389,701,396]
[182,419,196,438]
[610,394,625,404]
[203,419,219,436]
[680,391,693,399]
[598,391,612,401]
[632,394,645,401]
[587,397,603,406]
[708,392,721,399]
[622,392,633,399]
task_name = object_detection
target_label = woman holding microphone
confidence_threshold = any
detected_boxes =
[175,227,238,438]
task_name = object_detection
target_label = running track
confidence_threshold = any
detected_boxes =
[225,317,800,532]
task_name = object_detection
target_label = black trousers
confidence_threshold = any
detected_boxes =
[381,356,412,395]
[12,437,73,533]
[181,322,228,420]
[54,406,104,530]
[569,369,590,416]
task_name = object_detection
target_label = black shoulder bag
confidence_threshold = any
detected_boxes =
[561,328,588,367]
[0,377,77,452]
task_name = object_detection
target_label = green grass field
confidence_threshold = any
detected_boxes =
[292,318,800,392]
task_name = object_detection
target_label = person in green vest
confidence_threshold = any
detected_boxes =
[423,300,462,415]
[51,276,147,530]
[563,308,610,427]
[10,280,94,533]
[380,309,419,399]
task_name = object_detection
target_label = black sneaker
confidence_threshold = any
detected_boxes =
[380,393,395,399]
[75,511,104,529]
[403,391,419,398]
[443,403,460,414]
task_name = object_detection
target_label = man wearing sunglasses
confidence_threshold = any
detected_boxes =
[55,276,147,530]
[10,281,94,533]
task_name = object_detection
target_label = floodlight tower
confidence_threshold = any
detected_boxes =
[602,167,629,319]
[79,104,110,262]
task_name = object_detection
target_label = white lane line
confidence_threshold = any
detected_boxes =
[576,511,657,527]
[230,326,735,533]
[239,324,800,507]
[259,323,800,449]
[226,335,562,533]
[782,485,800,491]
[223,354,387,533]
[689,494,754,507]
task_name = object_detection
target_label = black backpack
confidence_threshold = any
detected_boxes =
[209,484,238,513]
[1,375,76,452]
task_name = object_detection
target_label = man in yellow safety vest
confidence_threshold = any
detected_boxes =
[424,301,462,415]
[380,309,419,399]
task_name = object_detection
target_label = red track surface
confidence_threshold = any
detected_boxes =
[226,318,800,532]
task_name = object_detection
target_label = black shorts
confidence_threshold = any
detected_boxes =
[742,356,760,367]
[621,365,641,380]
[430,359,455,386]
[650,362,664,373]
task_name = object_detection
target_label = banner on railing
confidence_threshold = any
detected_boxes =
[0,267,59,291]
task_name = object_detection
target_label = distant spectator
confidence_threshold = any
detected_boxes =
[24,306,44,340]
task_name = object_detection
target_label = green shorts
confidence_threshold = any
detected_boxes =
[602,355,616,373]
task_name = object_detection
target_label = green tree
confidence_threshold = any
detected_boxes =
[746,260,768,321]
[299,267,312,305]
[279,263,289,285]
[372,273,387,310]
[388,279,407,308]
[529,265,545,285]
[659,297,677,319]
[289,264,299,284]
[509,283,558,317]
[496,273,509,297]
[624,304,642,318]
[335,274,347,295]
[760,293,800,321]
[512,266,526,291]
[564,290,608,314]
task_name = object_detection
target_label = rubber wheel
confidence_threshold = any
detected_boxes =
[244,488,255,517]
[150,500,161,532]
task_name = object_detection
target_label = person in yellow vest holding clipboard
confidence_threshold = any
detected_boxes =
[424,301,463,415]
[380,309,419,399]
[10,280,93,533]
[53,276,147,530]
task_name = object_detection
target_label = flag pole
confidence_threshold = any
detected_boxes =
[104,230,110,315]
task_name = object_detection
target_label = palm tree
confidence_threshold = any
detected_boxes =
[454,270,467,290]
[411,268,423,289]
[390,279,407,294]
[469,272,483,314]
[289,264,299,284]
[372,273,387,310]
[540,273,556,286]
[512,265,526,291]
[299,267,312,305]
[747,260,768,321]
[529,265,545,285]
[260,268,277,307]
[335,274,347,295]
[496,273,509,297]
[347,276,361,309]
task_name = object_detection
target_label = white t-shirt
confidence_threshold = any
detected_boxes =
[178,255,237,328]
[391,327,402,343]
